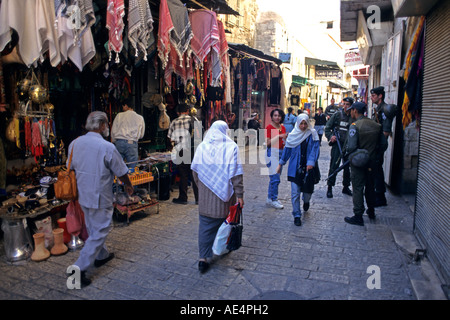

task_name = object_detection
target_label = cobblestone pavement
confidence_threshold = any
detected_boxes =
[0,141,421,301]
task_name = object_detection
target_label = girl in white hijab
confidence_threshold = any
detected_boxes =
[191,120,244,273]
[276,114,320,226]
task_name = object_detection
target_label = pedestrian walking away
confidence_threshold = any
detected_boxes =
[370,86,397,207]
[191,120,244,273]
[167,103,199,205]
[276,114,320,226]
[68,111,134,287]
[111,98,145,169]
[344,102,388,226]
[283,107,297,133]
[265,108,287,209]
[324,97,354,198]
[313,107,326,145]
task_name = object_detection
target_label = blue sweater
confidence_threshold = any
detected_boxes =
[284,114,297,133]
[279,135,320,179]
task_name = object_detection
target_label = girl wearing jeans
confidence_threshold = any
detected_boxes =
[276,114,320,226]
[265,109,287,209]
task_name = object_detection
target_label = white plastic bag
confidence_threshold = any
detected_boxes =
[212,221,231,256]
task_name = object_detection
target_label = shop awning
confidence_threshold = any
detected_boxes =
[328,79,349,90]
[228,43,282,65]
[292,75,308,87]
[305,57,339,68]
[182,0,240,15]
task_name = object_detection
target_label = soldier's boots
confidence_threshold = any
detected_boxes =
[342,186,353,196]
[327,186,333,198]
[374,193,387,207]
[344,215,364,226]
[366,208,376,220]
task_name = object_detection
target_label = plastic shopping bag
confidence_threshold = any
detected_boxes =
[212,221,232,256]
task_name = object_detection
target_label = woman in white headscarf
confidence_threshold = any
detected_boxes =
[191,120,244,273]
[276,114,320,226]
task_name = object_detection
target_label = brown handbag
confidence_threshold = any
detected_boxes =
[54,144,77,201]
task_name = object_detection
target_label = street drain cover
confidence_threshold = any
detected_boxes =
[251,291,305,300]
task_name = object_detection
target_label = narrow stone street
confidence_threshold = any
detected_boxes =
[0,139,429,303]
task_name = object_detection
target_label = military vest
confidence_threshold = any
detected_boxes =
[355,118,382,160]
[337,110,352,142]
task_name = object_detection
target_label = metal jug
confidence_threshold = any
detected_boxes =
[1,219,33,263]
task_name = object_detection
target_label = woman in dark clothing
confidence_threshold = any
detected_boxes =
[313,107,327,145]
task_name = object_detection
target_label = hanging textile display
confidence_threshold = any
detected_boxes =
[160,0,194,86]
[106,0,125,63]
[127,0,154,61]
[401,16,425,129]
[189,10,220,69]
[158,0,174,71]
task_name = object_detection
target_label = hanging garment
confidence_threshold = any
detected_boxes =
[0,0,42,67]
[106,0,125,63]
[167,0,193,60]
[57,15,96,72]
[189,10,219,67]
[128,0,154,61]
[158,0,174,70]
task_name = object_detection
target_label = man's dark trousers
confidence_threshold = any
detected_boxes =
[177,162,198,202]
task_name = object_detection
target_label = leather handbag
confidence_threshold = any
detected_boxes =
[54,144,77,201]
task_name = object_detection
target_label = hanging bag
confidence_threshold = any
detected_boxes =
[226,203,243,252]
[54,143,77,201]
[212,203,243,255]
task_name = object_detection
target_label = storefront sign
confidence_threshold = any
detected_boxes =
[315,70,343,80]
[278,53,291,63]
[344,50,363,66]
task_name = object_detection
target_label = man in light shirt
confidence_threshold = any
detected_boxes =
[68,111,133,287]
[111,98,145,168]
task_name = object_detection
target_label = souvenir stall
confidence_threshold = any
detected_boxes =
[0,0,243,263]
[227,43,283,131]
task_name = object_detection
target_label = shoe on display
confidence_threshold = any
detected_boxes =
[303,202,310,212]
[327,186,333,198]
[294,217,302,226]
[344,215,364,226]
[342,186,353,196]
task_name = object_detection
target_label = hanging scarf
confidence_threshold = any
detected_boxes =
[285,114,319,148]
[157,0,174,70]
[128,0,154,60]
[401,16,425,128]
[188,10,219,67]
[106,0,125,63]
[191,120,243,202]
[167,0,193,60]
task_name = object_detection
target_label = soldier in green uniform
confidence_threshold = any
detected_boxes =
[344,102,388,226]
[324,98,338,121]
[324,97,354,198]
[370,86,396,207]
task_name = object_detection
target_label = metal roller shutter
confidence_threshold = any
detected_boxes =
[416,0,450,285]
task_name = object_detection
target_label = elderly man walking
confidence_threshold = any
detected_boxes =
[67,111,133,287]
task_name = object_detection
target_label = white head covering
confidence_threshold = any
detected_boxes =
[191,120,243,202]
[285,113,319,148]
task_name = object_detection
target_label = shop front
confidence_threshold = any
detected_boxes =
[0,0,241,264]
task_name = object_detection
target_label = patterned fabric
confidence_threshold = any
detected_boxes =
[106,0,125,63]
[189,10,219,66]
[157,0,174,70]
[191,121,243,202]
[167,114,192,149]
[127,0,154,61]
